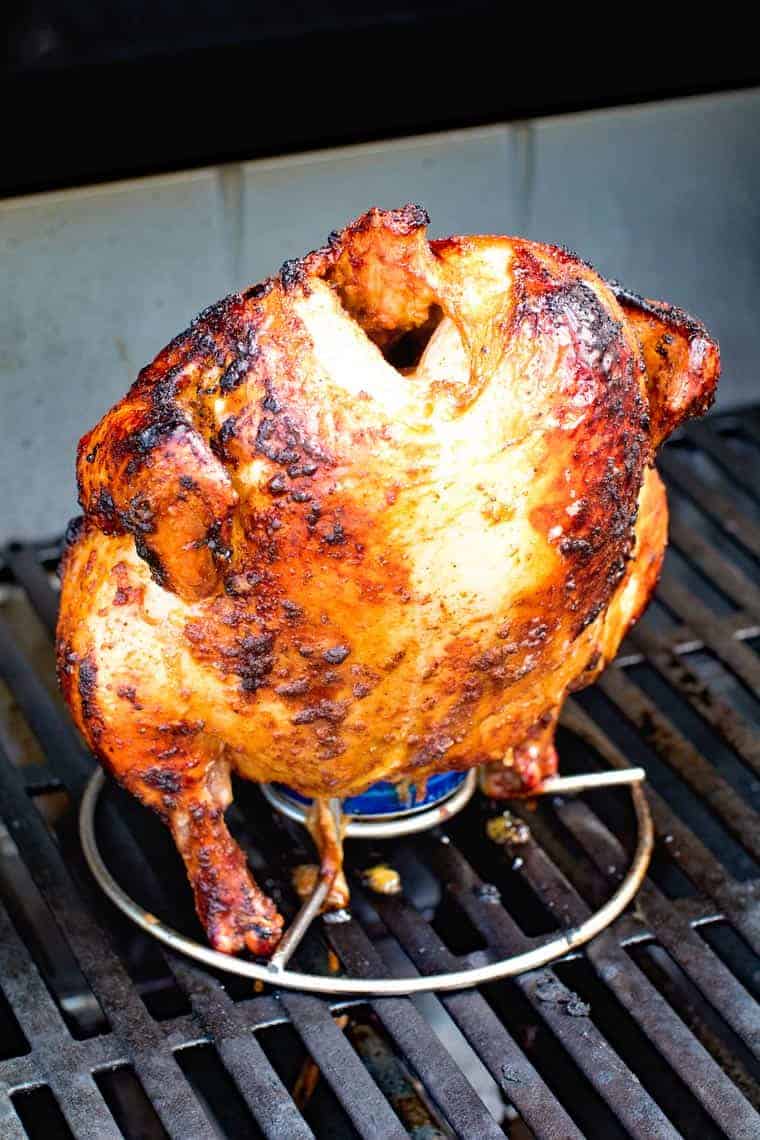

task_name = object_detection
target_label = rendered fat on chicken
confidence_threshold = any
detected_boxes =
[57,206,719,956]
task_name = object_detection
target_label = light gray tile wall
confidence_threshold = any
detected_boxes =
[1,94,758,543]
[0,170,231,541]
[524,89,760,413]
[235,126,528,286]
[0,126,522,542]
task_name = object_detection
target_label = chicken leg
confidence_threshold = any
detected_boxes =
[480,707,560,798]
[165,758,283,954]
[305,799,350,910]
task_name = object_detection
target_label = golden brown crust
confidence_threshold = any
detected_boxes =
[57,205,719,953]
[611,284,720,446]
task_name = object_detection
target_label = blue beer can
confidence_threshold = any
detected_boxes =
[274,770,468,819]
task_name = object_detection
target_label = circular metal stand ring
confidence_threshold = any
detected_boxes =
[79,767,653,997]
[260,770,478,837]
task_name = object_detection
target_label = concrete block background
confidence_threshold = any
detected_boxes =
[525,92,760,413]
[235,126,528,286]
[1,91,758,542]
[0,169,230,541]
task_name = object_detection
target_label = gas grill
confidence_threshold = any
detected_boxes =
[0,408,758,1139]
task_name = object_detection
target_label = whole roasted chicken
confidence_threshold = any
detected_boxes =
[57,206,719,955]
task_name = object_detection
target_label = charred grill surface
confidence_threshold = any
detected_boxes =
[0,408,758,1136]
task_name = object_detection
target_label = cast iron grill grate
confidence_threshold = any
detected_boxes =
[0,407,759,1139]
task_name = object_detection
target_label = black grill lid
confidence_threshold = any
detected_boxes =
[5,5,760,199]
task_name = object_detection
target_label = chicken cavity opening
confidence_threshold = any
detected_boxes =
[319,217,455,382]
[380,304,444,374]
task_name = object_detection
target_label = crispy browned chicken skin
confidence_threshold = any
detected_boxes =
[57,206,719,955]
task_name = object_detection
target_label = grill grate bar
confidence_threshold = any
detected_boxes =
[718,614,760,640]
[3,547,59,639]
[658,447,760,559]
[627,622,760,779]
[164,960,317,1140]
[280,993,408,1140]
[564,699,760,954]
[523,833,760,1136]
[0,613,97,801]
[0,1102,31,1140]
[614,616,759,666]
[375,893,668,1139]
[423,838,681,1138]
[667,515,760,621]
[0,1057,51,1092]
[49,1074,124,1140]
[434,822,760,1137]
[533,839,760,1130]
[654,576,760,695]
[558,798,760,1058]
[0,898,134,1139]
[673,897,730,926]
[587,929,760,1139]
[0,741,217,1139]
[21,764,64,794]
[325,920,506,1139]
[0,885,72,1046]
[438,990,585,1140]
[598,669,760,861]
[347,877,586,1140]
[686,422,760,502]
[518,791,757,952]
[160,997,293,1051]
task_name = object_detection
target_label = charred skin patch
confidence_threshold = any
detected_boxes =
[118,494,155,536]
[91,488,118,533]
[62,514,85,554]
[279,258,307,291]
[111,561,145,607]
[219,328,260,394]
[185,617,276,695]
[116,684,142,708]
[610,282,720,445]
[275,677,310,697]
[141,767,183,797]
[55,639,78,707]
[211,416,239,463]
[409,731,457,772]
[520,254,649,639]
[74,289,271,601]
[291,699,348,725]
[199,519,232,561]
[77,652,105,744]
[323,645,350,664]
[133,536,168,589]
[250,403,329,472]
[236,634,276,692]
